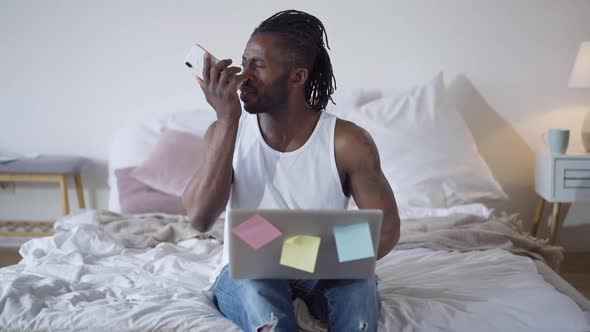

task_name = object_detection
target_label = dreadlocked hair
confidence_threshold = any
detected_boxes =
[253,9,336,112]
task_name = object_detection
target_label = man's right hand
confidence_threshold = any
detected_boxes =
[197,53,247,123]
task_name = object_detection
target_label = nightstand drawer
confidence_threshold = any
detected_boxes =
[565,179,590,188]
[555,159,590,201]
[565,170,590,178]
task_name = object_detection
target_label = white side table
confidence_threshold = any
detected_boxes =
[532,149,590,244]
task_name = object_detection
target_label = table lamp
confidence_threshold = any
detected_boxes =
[569,41,590,152]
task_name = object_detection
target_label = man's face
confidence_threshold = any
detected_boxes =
[239,33,291,114]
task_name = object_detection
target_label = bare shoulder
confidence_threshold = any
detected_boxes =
[335,118,374,145]
[334,118,380,172]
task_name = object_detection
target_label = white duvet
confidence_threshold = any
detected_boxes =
[1,217,588,332]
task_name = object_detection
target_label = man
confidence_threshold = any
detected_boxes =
[182,9,400,332]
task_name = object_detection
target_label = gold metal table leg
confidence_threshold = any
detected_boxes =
[59,175,70,215]
[531,197,545,237]
[74,173,85,209]
[548,203,562,245]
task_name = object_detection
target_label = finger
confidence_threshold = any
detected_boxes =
[202,53,211,85]
[228,74,249,91]
[210,59,232,85]
[196,76,205,89]
[218,66,242,86]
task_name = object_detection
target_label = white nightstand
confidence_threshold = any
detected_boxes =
[532,149,590,244]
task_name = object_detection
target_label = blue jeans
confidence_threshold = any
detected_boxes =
[211,265,381,332]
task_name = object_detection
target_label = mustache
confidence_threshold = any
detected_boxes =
[239,83,256,93]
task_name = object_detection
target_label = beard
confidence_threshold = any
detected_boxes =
[240,72,289,114]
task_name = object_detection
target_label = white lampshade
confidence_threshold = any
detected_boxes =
[569,42,590,87]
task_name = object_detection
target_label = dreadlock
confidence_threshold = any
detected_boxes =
[253,9,336,112]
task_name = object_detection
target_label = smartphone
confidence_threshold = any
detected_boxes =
[184,44,220,79]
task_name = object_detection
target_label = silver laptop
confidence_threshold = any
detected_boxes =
[228,209,382,279]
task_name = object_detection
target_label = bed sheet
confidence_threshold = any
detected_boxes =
[0,221,588,332]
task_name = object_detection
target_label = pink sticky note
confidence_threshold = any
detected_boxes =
[232,214,282,250]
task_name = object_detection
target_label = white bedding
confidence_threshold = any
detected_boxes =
[1,215,588,332]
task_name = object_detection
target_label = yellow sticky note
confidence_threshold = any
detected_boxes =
[279,235,321,273]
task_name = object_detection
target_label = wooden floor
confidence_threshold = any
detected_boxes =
[560,252,590,300]
[0,247,21,267]
[0,247,588,300]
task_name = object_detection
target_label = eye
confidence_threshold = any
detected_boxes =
[241,61,264,69]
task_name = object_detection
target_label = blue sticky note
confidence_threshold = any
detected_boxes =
[333,222,375,262]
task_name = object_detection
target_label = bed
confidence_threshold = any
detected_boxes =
[1,210,588,331]
[1,74,589,331]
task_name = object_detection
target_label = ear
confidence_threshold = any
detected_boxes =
[290,68,308,88]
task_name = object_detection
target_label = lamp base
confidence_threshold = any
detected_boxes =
[583,111,590,153]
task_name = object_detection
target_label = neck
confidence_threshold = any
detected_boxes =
[257,98,321,152]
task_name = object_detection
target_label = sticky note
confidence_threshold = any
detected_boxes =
[333,222,375,262]
[232,214,282,250]
[279,235,321,273]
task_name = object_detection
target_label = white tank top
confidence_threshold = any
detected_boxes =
[210,110,349,284]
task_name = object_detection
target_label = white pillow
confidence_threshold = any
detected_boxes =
[325,88,383,114]
[339,73,507,208]
[158,108,217,136]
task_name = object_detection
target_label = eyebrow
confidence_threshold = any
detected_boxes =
[242,56,266,64]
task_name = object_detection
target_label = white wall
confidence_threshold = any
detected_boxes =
[1,1,589,249]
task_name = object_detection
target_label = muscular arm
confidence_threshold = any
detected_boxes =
[182,120,238,232]
[335,120,401,259]
[182,52,246,233]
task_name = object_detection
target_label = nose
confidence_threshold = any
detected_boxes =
[239,75,256,91]
[241,63,257,80]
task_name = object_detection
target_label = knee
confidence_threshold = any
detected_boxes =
[239,280,296,331]
[214,278,296,331]
[241,279,289,302]
[330,309,379,332]
[333,275,378,300]
[326,276,380,331]
[217,278,287,312]
[255,312,279,332]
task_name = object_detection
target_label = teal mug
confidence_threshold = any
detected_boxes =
[542,129,570,154]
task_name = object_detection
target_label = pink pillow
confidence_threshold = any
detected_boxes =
[131,128,205,196]
[115,167,186,215]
